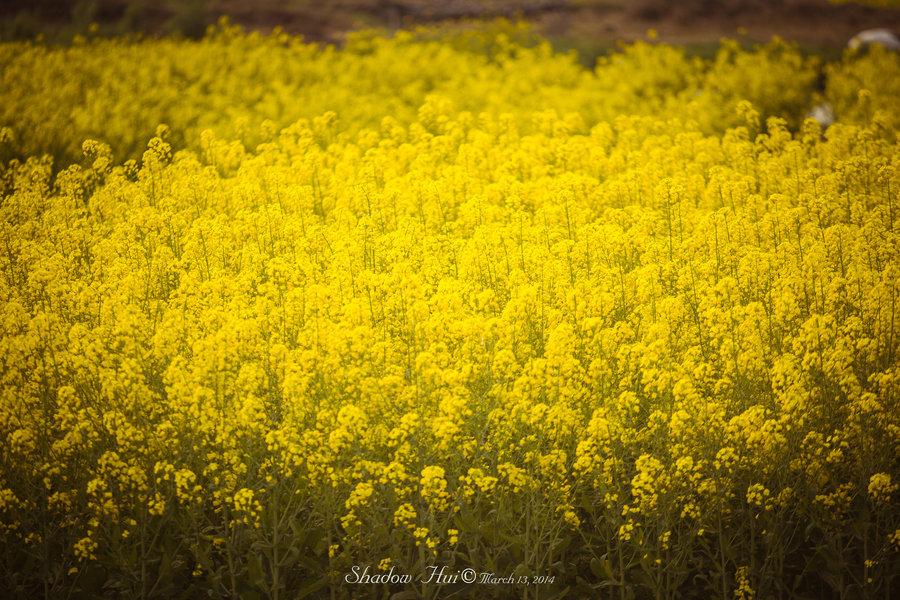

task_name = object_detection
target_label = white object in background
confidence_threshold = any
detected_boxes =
[808,102,836,129]
[848,28,900,50]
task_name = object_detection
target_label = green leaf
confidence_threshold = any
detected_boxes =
[551,535,571,556]
[296,576,328,599]
[248,553,268,592]
[289,523,308,547]
[514,562,529,578]
[279,545,301,569]
[590,557,612,579]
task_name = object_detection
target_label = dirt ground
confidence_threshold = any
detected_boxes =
[2,0,899,48]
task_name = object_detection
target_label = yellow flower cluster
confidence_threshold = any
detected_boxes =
[1,19,899,599]
[734,566,755,600]
[0,19,821,168]
[419,465,450,513]
[868,473,897,505]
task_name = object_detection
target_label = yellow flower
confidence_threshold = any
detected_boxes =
[868,473,898,504]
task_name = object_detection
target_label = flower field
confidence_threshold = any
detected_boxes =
[1,20,899,600]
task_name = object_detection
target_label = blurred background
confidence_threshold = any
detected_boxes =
[0,0,900,67]
[1,0,899,62]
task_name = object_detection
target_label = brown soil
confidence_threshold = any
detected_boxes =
[1,0,899,47]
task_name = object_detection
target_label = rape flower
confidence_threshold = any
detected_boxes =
[868,473,897,504]
[0,21,898,597]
